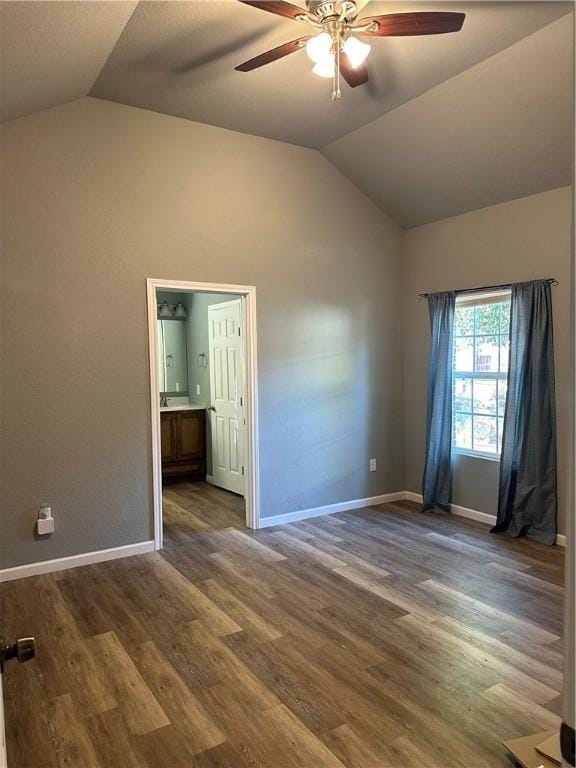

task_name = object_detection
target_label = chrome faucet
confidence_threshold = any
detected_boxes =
[160,394,168,408]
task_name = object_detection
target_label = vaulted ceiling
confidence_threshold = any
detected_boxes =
[1,1,573,226]
[324,14,574,227]
[0,1,138,124]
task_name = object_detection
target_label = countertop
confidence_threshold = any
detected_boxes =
[160,405,207,412]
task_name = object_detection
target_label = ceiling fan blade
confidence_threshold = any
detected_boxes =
[340,53,368,88]
[235,36,310,72]
[238,0,310,21]
[357,11,465,37]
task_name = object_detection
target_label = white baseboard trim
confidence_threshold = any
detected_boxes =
[2,487,564,582]
[259,492,406,528]
[0,540,155,583]
[404,491,496,525]
[402,491,565,547]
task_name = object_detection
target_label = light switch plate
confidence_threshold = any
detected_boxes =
[369,458,377,472]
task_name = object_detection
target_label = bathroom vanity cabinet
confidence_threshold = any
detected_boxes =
[160,408,206,482]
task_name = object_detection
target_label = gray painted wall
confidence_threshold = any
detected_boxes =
[402,187,572,534]
[0,97,404,568]
[0,97,571,570]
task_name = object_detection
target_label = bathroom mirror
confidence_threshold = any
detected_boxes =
[157,319,188,396]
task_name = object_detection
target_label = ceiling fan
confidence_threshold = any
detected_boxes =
[235,1,465,101]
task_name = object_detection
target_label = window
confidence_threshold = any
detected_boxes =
[452,291,511,458]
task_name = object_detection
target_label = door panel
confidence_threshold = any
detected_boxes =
[229,418,240,474]
[214,348,224,400]
[160,414,175,460]
[209,299,245,496]
[215,415,226,471]
[227,348,237,403]
[178,411,204,460]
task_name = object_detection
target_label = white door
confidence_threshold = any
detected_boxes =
[208,299,245,496]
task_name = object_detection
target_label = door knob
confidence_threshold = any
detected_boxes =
[1,636,35,673]
[207,406,216,412]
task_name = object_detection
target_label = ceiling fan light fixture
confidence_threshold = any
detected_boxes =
[306,32,332,64]
[312,54,335,77]
[343,35,371,68]
[235,3,466,101]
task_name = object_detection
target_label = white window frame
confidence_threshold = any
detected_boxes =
[452,289,511,461]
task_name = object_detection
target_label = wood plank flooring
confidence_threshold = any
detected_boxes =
[1,482,564,767]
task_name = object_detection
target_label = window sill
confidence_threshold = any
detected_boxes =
[452,448,501,463]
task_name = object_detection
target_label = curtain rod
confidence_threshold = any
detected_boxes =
[418,278,558,299]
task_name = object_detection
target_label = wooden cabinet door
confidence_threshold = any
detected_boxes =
[176,410,205,460]
[160,414,176,461]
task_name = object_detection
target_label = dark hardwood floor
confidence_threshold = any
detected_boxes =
[163,481,246,534]
[1,483,564,767]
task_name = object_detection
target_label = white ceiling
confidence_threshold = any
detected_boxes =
[0,1,139,123]
[0,1,573,227]
[324,14,574,227]
[89,0,571,147]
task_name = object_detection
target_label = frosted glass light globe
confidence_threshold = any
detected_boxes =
[306,33,332,64]
[343,36,371,68]
[312,55,335,78]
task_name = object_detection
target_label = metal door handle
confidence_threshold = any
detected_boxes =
[1,636,35,673]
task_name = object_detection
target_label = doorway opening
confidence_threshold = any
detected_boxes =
[146,279,260,549]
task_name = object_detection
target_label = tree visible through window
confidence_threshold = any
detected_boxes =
[453,292,511,456]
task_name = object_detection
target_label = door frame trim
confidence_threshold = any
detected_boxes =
[146,279,260,549]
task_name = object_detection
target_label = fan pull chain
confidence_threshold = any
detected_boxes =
[332,38,341,102]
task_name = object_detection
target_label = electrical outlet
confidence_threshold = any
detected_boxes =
[37,504,54,535]
[369,458,377,472]
[196,384,201,395]
[37,517,54,535]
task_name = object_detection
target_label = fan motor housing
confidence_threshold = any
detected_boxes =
[307,1,358,23]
